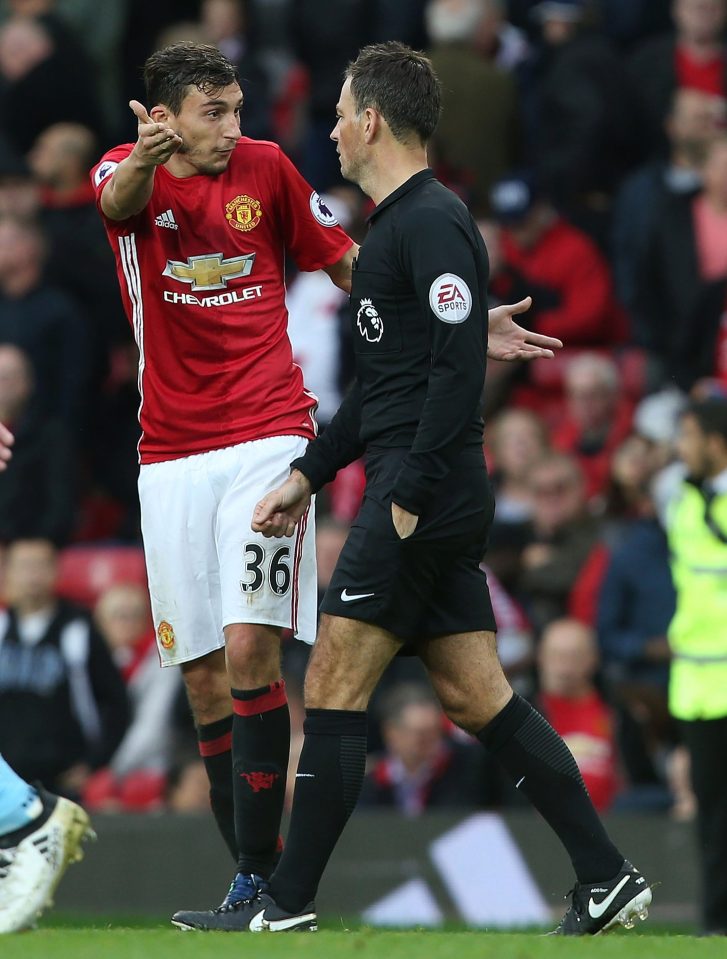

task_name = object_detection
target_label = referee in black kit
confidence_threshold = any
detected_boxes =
[174,42,650,936]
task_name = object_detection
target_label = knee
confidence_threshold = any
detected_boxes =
[183,657,230,724]
[224,624,281,687]
[303,651,370,711]
[441,696,482,734]
[437,682,513,735]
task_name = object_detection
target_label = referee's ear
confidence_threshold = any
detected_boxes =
[363,108,383,144]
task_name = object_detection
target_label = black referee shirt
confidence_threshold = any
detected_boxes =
[293,169,489,515]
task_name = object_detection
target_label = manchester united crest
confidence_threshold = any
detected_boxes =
[225,195,263,232]
[157,620,176,650]
[240,771,280,793]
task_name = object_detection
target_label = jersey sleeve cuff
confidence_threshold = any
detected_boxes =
[290,447,335,494]
[304,236,355,274]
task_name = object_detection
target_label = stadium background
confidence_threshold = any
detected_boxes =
[0,0,725,931]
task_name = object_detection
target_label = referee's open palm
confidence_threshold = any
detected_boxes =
[487,297,563,361]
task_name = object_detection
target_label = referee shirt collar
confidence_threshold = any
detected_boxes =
[367,168,436,222]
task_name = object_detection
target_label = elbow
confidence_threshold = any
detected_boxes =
[335,273,352,294]
[101,188,144,222]
[100,194,126,222]
[102,201,134,223]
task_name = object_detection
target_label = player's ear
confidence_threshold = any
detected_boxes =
[149,104,170,123]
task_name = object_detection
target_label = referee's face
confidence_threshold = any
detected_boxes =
[331,79,364,185]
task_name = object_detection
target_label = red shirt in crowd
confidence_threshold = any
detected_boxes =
[538,691,619,812]
[91,140,352,464]
[675,45,726,99]
[552,399,634,501]
[497,219,628,347]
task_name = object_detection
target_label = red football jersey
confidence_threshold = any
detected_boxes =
[91,139,353,463]
[539,691,619,812]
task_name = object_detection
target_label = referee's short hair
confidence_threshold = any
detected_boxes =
[345,42,442,146]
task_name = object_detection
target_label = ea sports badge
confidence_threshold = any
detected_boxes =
[428,273,472,324]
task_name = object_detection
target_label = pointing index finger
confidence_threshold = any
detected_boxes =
[129,99,153,125]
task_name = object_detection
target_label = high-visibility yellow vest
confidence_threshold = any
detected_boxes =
[666,481,727,720]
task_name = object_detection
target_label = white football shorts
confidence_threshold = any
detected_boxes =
[138,435,316,666]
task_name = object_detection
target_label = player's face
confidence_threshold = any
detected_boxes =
[168,83,243,175]
[331,79,365,185]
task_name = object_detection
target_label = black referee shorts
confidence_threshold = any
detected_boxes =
[320,446,497,642]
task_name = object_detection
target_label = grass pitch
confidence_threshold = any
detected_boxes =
[0,920,720,959]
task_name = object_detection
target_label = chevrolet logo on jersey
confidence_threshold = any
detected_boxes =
[163,252,256,291]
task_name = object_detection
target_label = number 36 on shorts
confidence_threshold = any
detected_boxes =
[240,543,292,596]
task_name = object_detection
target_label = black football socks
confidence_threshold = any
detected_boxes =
[478,693,623,883]
[231,681,290,878]
[197,714,237,861]
[270,709,367,912]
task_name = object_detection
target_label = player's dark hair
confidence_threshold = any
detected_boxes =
[685,398,727,445]
[345,42,441,145]
[144,42,240,115]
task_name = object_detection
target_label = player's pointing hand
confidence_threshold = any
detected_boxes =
[129,100,183,167]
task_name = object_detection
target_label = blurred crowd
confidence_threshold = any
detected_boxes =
[1,0,727,822]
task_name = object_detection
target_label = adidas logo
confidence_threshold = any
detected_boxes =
[155,209,178,230]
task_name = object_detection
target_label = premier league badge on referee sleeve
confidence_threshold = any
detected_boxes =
[428,273,472,324]
[357,298,384,342]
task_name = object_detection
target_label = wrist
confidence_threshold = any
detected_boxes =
[290,468,312,494]
[128,148,159,172]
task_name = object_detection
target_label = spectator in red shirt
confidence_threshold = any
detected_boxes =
[536,618,619,812]
[488,173,628,348]
[552,353,634,503]
[631,0,727,153]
